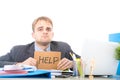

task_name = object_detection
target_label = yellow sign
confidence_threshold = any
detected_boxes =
[34,51,61,69]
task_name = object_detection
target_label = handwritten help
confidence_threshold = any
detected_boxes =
[38,56,59,64]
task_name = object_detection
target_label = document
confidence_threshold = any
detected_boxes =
[0,65,51,78]
[39,69,73,76]
[39,69,62,76]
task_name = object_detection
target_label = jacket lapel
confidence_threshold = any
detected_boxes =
[26,42,35,57]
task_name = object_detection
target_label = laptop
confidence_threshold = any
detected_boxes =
[81,40,119,76]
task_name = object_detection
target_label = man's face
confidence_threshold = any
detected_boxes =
[32,20,54,45]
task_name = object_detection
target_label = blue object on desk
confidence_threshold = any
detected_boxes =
[116,61,120,75]
[109,33,120,42]
[0,70,51,78]
[109,33,120,75]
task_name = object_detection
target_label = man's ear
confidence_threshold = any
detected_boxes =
[52,32,54,38]
[32,32,35,39]
[52,32,54,37]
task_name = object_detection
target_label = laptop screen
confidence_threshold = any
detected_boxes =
[81,40,118,76]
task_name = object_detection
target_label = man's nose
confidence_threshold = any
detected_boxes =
[43,29,48,33]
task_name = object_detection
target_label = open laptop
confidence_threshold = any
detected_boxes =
[81,40,119,76]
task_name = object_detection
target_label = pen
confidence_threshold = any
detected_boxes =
[70,52,79,77]
[70,52,76,61]
[70,52,84,77]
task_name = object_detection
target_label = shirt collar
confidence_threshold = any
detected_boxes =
[34,42,51,51]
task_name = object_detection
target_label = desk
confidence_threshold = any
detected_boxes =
[52,77,117,80]
[0,77,117,80]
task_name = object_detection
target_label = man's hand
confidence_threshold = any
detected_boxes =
[57,58,73,70]
[16,57,37,66]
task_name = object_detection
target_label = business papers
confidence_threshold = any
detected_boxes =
[4,65,23,71]
[0,65,51,78]
[39,69,62,76]
[0,70,28,75]
[0,70,51,78]
[0,65,28,75]
[39,69,73,76]
[0,65,37,75]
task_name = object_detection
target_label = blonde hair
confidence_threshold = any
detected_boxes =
[32,16,53,32]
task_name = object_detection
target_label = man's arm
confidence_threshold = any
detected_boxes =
[53,41,81,70]
[0,53,17,67]
[0,45,29,67]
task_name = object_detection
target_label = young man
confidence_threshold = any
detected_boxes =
[0,16,80,70]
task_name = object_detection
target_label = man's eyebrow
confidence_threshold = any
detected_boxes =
[47,27,52,28]
[37,26,52,29]
[38,26,43,28]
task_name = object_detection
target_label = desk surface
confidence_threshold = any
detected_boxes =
[0,77,117,80]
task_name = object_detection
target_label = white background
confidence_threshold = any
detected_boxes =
[0,0,120,56]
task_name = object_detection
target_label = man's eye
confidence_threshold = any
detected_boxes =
[38,28,43,31]
[47,28,52,31]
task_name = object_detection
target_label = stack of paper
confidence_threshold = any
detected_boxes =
[40,69,62,76]
[0,70,51,78]
[0,65,28,75]
[0,65,51,78]
[40,69,73,77]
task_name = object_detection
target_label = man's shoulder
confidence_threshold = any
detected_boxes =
[12,42,34,49]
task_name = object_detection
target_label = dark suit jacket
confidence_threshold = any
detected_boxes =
[0,41,80,67]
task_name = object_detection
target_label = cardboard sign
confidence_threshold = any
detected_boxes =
[34,51,61,69]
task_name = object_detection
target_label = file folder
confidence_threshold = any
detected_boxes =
[0,70,51,78]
